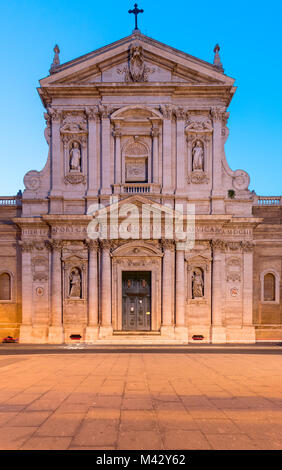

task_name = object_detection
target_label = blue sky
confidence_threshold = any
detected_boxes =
[0,0,281,195]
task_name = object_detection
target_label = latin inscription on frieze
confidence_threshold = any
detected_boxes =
[51,226,88,234]
[22,229,49,236]
[195,227,252,236]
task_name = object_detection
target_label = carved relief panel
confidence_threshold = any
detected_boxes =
[122,138,150,183]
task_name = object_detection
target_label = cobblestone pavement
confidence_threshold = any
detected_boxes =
[0,350,281,450]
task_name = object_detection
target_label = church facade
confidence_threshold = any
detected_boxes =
[0,31,281,344]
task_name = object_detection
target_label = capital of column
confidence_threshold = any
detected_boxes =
[160,104,172,120]
[112,128,122,138]
[211,106,226,123]
[98,104,109,119]
[151,127,159,138]
[46,239,64,252]
[241,241,254,253]
[47,107,62,123]
[18,241,34,253]
[85,238,99,252]
[174,106,186,120]
[211,238,226,253]
[100,239,115,251]
[85,106,99,121]
[161,239,175,251]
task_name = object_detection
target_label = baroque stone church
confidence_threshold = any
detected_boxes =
[0,26,281,344]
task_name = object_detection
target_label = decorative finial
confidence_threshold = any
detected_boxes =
[49,44,60,74]
[128,3,144,32]
[213,44,224,72]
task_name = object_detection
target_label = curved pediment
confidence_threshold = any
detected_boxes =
[111,105,163,121]
[112,241,162,258]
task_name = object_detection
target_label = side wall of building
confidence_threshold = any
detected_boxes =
[253,206,282,340]
[0,204,22,340]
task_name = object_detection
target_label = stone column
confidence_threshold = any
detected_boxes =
[19,242,33,343]
[86,107,99,198]
[161,105,173,194]
[175,243,188,340]
[211,107,225,213]
[175,107,186,194]
[49,108,62,199]
[211,239,226,343]
[99,240,113,338]
[242,242,256,342]
[85,239,99,342]
[48,240,64,344]
[151,127,159,184]
[100,105,112,196]
[161,240,175,338]
[113,126,122,186]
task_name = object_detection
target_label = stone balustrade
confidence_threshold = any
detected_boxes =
[113,183,161,195]
[0,196,22,206]
[253,196,281,206]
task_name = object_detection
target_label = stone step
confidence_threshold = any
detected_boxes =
[94,337,187,345]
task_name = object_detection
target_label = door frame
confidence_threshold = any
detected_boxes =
[122,271,152,331]
[111,241,163,331]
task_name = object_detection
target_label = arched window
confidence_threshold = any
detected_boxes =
[0,273,11,301]
[260,270,280,304]
[264,273,276,301]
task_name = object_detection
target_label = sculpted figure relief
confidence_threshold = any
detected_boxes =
[69,268,81,298]
[69,142,81,172]
[129,45,145,82]
[192,269,204,298]
[192,140,204,171]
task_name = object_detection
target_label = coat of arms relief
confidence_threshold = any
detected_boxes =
[117,43,155,82]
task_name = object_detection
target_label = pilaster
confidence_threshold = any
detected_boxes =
[99,240,113,337]
[48,239,64,344]
[100,105,112,196]
[211,107,225,214]
[160,105,173,194]
[175,107,186,195]
[86,107,99,198]
[175,243,188,340]
[85,239,99,342]
[19,241,33,343]
[161,239,175,338]
[211,239,226,343]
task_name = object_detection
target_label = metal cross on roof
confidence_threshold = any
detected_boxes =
[128,3,144,31]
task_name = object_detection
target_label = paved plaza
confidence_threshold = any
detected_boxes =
[0,347,282,450]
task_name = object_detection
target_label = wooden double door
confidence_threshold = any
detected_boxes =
[122,271,151,331]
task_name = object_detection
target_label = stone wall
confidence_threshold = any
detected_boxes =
[0,204,21,340]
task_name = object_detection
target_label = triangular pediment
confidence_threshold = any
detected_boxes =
[90,194,178,218]
[40,32,234,87]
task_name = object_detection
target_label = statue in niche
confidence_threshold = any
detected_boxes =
[69,142,81,172]
[192,140,204,171]
[192,269,204,298]
[69,268,82,298]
